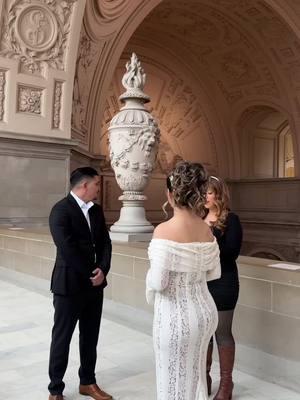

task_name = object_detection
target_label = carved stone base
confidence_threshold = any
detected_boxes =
[109,232,152,242]
[110,201,154,236]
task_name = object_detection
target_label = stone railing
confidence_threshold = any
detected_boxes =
[229,178,300,262]
[0,226,299,392]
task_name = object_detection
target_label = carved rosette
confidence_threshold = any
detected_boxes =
[0,0,76,74]
[18,85,43,114]
[0,70,6,121]
[109,53,160,200]
[52,81,63,129]
[108,53,160,236]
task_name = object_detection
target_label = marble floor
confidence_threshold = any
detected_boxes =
[0,278,299,400]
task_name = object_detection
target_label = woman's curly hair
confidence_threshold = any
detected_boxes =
[206,176,230,232]
[165,161,208,217]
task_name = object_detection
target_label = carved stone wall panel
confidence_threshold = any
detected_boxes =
[71,26,103,143]
[219,50,260,87]
[208,0,300,99]
[0,69,6,121]
[0,0,86,138]
[17,85,43,115]
[217,80,244,104]
[0,0,77,76]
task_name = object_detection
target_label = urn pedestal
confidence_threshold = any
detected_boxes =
[108,54,160,242]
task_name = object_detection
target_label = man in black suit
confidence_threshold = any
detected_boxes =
[48,167,112,400]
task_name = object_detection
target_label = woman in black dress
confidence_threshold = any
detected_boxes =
[204,176,242,400]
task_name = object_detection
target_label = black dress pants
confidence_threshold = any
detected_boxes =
[48,290,103,395]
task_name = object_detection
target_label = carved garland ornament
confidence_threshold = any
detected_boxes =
[0,0,76,74]
[0,70,6,121]
[52,80,63,128]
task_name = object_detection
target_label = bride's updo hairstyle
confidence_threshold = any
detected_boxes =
[166,161,208,217]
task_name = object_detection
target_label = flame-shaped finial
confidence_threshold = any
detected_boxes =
[122,53,146,91]
[119,53,150,103]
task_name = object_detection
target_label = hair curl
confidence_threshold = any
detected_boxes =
[206,176,230,232]
[165,161,208,217]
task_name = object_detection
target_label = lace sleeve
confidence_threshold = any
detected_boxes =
[146,241,170,304]
[205,241,221,282]
[206,262,221,281]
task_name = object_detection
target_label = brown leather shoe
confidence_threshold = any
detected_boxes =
[48,395,64,400]
[79,384,112,400]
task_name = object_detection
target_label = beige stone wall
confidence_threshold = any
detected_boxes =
[0,228,55,280]
[229,178,300,262]
[0,132,75,224]
[237,257,300,362]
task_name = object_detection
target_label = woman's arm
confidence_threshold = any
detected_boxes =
[220,213,243,260]
[146,237,170,304]
[206,241,221,281]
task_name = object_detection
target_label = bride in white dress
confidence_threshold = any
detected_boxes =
[146,161,221,400]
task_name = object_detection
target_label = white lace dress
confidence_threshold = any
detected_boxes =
[146,238,221,400]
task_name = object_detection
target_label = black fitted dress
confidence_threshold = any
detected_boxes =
[207,212,243,311]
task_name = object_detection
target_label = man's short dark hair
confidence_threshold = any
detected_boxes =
[70,167,99,188]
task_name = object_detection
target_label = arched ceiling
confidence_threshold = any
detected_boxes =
[131,0,300,125]
[72,0,300,177]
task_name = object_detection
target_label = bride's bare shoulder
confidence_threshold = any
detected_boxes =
[153,221,173,240]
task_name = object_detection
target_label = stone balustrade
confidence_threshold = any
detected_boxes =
[0,226,299,392]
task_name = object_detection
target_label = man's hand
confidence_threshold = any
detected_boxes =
[90,267,105,286]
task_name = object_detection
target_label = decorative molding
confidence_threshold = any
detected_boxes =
[72,26,100,140]
[0,130,77,160]
[0,0,77,74]
[17,85,43,115]
[95,0,131,25]
[52,80,63,129]
[217,80,243,104]
[220,50,260,87]
[0,69,6,121]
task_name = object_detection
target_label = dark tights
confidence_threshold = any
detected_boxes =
[210,309,235,346]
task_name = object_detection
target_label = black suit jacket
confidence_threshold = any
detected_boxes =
[49,194,112,295]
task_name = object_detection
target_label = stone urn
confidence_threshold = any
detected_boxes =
[108,53,160,241]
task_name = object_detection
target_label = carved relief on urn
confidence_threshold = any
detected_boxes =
[109,53,160,199]
[108,53,160,239]
[109,115,159,196]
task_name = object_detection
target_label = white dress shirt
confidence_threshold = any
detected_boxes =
[70,191,94,230]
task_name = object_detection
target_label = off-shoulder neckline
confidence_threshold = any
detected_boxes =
[150,237,217,245]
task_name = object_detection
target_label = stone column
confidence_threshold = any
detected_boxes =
[0,1,86,226]
[108,53,160,241]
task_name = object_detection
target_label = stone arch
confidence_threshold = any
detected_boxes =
[236,103,297,178]
[72,0,300,181]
